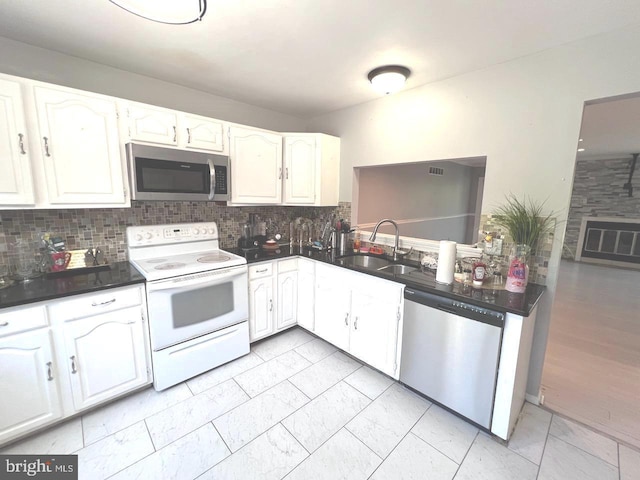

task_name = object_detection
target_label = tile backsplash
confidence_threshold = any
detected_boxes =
[0,202,351,270]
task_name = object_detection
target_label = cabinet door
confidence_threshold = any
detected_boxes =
[34,87,126,205]
[126,104,178,145]
[284,136,315,205]
[350,283,402,377]
[277,271,298,331]
[314,266,351,351]
[182,114,225,152]
[0,329,63,444]
[0,78,35,206]
[62,306,148,411]
[296,259,315,331]
[230,126,282,204]
[249,277,274,341]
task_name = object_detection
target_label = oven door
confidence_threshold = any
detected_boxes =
[146,265,248,350]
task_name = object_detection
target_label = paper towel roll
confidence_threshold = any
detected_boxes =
[436,240,457,284]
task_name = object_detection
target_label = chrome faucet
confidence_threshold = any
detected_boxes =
[369,218,411,262]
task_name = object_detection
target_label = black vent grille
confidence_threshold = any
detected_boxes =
[428,167,444,176]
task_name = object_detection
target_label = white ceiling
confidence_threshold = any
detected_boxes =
[1,0,640,118]
[577,95,640,160]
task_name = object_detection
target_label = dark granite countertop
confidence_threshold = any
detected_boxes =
[229,245,545,317]
[0,261,146,310]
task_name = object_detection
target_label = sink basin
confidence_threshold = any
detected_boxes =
[339,255,392,270]
[377,264,417,275]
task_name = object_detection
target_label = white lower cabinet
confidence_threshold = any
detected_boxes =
[313,263,404,378]
[61,305,149,411]
[0,285,151,446]
[0,327,63,443]
[248,258,299,342]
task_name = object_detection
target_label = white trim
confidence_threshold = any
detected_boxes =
[525,392,540,405]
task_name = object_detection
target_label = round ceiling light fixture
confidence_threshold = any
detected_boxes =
[367,65,411,95]
[109,0,207,25]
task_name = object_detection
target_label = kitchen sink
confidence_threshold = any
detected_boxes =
[377,264,417,275]
[338,255,392,270]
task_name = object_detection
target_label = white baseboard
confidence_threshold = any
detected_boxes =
[525,392,541,405]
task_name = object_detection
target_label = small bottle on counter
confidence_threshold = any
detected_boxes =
[353,228,361,252]
[472,259,487,286]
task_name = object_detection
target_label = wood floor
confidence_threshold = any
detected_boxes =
[541,259,640,449]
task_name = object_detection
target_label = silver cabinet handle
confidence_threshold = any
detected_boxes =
[91,298,116,307]
[18,133,26,155]
[43,137,51,157]
[286,168,289,179]
[173,125,177,143]
[344,313,349,326]
[46,362,53,381]
[0,321,8,327]
[354,317,358,330]
[256,268,268,273]
[278,167,282,180]
[70,356,77,374]
[269,299,273,311]
[186,127,192,144]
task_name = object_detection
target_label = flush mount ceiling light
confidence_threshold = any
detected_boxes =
[367,65,411,95]
[109,0,207,24]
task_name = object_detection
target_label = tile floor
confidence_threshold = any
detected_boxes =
[2,327,639,480]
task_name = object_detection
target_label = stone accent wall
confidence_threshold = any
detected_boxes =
[0,202,351,272]
[564,157,640,258]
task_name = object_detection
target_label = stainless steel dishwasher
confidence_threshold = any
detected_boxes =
[400,288,504,429]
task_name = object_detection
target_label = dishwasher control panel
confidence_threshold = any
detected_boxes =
[451,301,504,320]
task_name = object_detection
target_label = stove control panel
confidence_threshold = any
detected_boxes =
[127,223,218,247]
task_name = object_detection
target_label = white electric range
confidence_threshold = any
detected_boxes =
[127,222,249,391]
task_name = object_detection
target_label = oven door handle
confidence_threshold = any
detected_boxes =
[208,159,216,200]
[147,266,247,292]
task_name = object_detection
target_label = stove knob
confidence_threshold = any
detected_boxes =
[136,234,143,241]
[193,228,200,235]
[209,228,215,234]
[145,232,152,240]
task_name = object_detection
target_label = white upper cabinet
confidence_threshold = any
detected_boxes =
[282,133,340,206]
[230,126,283,204]
[125,103,178,146]
[284,136,316,204]
[33,86,126,206]
[181,113,226,153]
[0,78,35,207]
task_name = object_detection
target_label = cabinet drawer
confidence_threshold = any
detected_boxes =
[249,262,273,279]
[0,305,48,338]
[278,258,297,273]
[48,286,143,323]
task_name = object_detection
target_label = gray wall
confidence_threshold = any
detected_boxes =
[564,157,640,257]
[356,161,483,244]
[0,36,304,132]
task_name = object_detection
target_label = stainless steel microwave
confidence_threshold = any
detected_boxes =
[126,143,230,202]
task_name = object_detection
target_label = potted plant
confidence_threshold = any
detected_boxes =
[492,196,555,292]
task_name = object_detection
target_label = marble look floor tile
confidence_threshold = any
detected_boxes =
[343,366,394,400]
[507,402,552,465]
[75,421,154,480]
[294,338,337,364]
[252,328,314,361]
[201,424,308,480]
[619,444,640,480]
[234,350,311,397]
[455,434,538,480]
[213,380,309,452]
[411,404,478,464]
[186,352,263,395]
[284,428,381,480]
[549,415,618,466]
[109,423,229,480]
[0,418,83,455]
[289,351,361,399]
[82,383,192,445]
[145,379,248,450]
[282,381,370,452]
[346,383,430,458]
[370,433,458,480]
[538,435,618,480]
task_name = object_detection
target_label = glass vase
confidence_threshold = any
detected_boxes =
[505,244,530,293]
